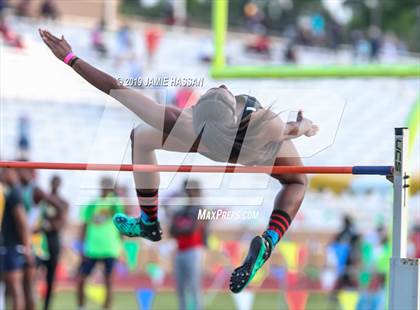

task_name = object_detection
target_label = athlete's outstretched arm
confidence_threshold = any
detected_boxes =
[38,29,171,130]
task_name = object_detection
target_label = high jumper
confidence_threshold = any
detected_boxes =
[38,28,326,293]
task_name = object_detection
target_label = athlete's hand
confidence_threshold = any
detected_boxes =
[297,111,319,137]
[39,29,72,61]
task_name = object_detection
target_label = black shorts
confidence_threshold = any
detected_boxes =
[79,257,115,277]
[131,106,201,153]
[162,106,201,151]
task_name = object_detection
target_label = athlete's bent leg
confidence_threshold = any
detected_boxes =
[113,124,194,239]
[230,141,307,293]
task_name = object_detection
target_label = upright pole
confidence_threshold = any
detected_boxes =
[392,127,409,259]
[212,0,228,69]
[389,127,419,309]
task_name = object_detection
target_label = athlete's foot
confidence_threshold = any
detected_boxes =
[112,213,162,241]
[229,235,272,293]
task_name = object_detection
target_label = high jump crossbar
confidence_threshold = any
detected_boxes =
[0,161,393,175]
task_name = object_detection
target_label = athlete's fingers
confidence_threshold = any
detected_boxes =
[45,30,61,43]
[306,131,315,137]
[39,29,48,41]
[47,33,66,53]
[41,34,54,50]
[42,29,54,40]
[61,35,68,45]
[39,30,54,45]
[61,34,69,43]
[61,35,68,46]
[311,125,319,133]
[306,125,319,137]
[45,32,63,49]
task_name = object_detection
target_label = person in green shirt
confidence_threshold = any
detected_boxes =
[77,177,123,310]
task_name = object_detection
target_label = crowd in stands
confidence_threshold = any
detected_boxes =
[241,2,407,64]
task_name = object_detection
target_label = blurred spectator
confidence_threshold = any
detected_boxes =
[283,40,298,64]
[329,21,343,51]
[16,167,42,214]
[368,26,382,62]
[0,0,5,16]
[15,167,66,309]
[352,31,371,63]
[91,19,107,58]
[410,225,420,258]
[16,167,46,310]
[169,179,208,310]
[375,224,388,246]
[115,23,134,67]
[16,0,30,17]
[77,177,123,310]
[0,16,25,49]
[162,0,175,26]
[144,26,162,67]
[382,33,400,63]
[333,215,360,290]
[0,168,35,310]
[38,175,68,310]
[244,2,265,33]
[39,0,59,21]
[17,115,30,159]
[311,12,326,44]
[198,37,213,63]
[245,27,271,57]
[297,16,312,45]
[16,166,65,310]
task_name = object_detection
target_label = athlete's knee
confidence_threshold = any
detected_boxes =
[276,173,308,188]
[297,174,308,187]
[131,124,152,148]
[131,125,146,143]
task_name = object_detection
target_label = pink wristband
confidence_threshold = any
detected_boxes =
[63,52,75,65]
